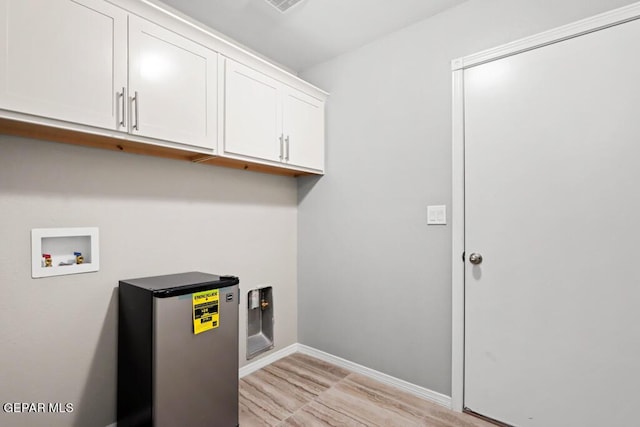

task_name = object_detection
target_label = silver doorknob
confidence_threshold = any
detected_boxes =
[469,253,483,265]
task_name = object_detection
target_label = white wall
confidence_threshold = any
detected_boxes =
[297,0,637,397]
[0,135,298,427]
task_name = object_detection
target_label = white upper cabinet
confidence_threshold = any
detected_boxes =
[0,1,217,151]
[224,59,281,162]
[223,59,325,172]
[0,0,325,175]
[0,0,128,130]
[128,16,218,151]
[282,89,324,171]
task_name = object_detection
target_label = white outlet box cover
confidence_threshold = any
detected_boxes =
[427,205,447,225]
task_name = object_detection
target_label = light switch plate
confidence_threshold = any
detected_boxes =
[427,205,447,225]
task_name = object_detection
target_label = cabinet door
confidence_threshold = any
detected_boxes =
[128,16,218,151]
[224,59,281,162]
[0,0,128,130]
[283,89,325,171]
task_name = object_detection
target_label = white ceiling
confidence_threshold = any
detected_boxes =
[158,0,467,72]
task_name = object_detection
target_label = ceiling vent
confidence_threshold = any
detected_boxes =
[265,0,305,13]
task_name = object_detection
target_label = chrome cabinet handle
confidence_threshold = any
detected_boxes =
[118,87,126,128]
[469,253,483,265]
[279,134,284,160]
[132,91,139,131]
[285,135,290,161]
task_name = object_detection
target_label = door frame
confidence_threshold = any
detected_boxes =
[450,2,640,412]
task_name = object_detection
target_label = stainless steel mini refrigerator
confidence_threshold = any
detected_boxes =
[118,272,239,427]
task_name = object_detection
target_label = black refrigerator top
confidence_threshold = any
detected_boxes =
[119,272,239,298]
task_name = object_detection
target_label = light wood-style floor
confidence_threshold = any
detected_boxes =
[239,353,494,426]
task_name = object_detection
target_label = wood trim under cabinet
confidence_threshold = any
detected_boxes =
[0,118,313,177]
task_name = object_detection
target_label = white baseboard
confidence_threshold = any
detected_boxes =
[297,344,452,409]
[239,343,299,378]
[239,342,452,408]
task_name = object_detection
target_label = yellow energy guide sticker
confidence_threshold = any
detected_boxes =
[193,289,219,334]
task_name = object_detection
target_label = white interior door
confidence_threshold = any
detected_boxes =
[464,18,640,427]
